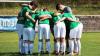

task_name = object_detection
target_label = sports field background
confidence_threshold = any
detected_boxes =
[0,32,100,56]
[0,0,100,56]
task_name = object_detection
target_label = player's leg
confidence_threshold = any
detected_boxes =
[16,24,24,54]
[50,25,56,54]
[54,24,60,55]
[60,23,66,55]
[23,28,29,54]
[50,20,55,53]
[68,28,77,56]
[64,20,70,53]
[55,38,60,55]
[65,28,70,53]
[60,38,66,55]
[41,35,44,53]
[28,28,35,54]
[16,24,22,53]
[44,24,50,53]
[19,24,24,54]
[74,23,83,55]
[38,24,43,53]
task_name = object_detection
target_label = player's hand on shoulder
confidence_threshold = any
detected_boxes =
[32,19,36,23]
[39,15,50,20]
[76,19,80,22]
[55,21,60,25]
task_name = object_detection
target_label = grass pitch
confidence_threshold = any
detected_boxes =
[0,32,100,56]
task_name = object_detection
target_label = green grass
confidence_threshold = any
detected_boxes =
[0,32,100,56]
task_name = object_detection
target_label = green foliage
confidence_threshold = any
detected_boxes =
[0,0,100,15]
[71,0,79,2]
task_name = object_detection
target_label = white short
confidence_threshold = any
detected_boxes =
[70,23,83,39]
[38,24,50,40]
[54,22,66,38]
[16,24,24,38]
[23,28,35,41]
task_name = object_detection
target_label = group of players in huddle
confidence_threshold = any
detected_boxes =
[16,1,83,56]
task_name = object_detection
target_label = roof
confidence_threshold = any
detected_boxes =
[0,0,31,2]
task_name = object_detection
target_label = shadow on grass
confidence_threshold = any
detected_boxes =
[0,52,57,56]
[0,52,20,56]
[0,52,38,56]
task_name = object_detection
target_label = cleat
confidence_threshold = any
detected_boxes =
[55,52,59,55]
[45,51,50,54]
[60,51,65,55]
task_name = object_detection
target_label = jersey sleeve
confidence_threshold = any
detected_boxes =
[63,13,70,18]
[24,7,31,12]
[63,13,74,21]
[49,12,54,15]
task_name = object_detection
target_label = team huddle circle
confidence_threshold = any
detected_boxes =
[16,1,83,55]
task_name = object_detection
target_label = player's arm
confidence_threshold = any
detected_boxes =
[39,15,48,20]
[56,17,79,24]
[76,18,80,22]
[40,11,53,20]
[31,8,38,13]
[65,17,79,22]
[62,13,79,22]
[26,11,35,22]
[55,17,66,24]
[39,15,52,20]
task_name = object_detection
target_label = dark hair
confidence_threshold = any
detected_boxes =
[56,3,62,10]
[43,8,48,11]
[30,0,38,8]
